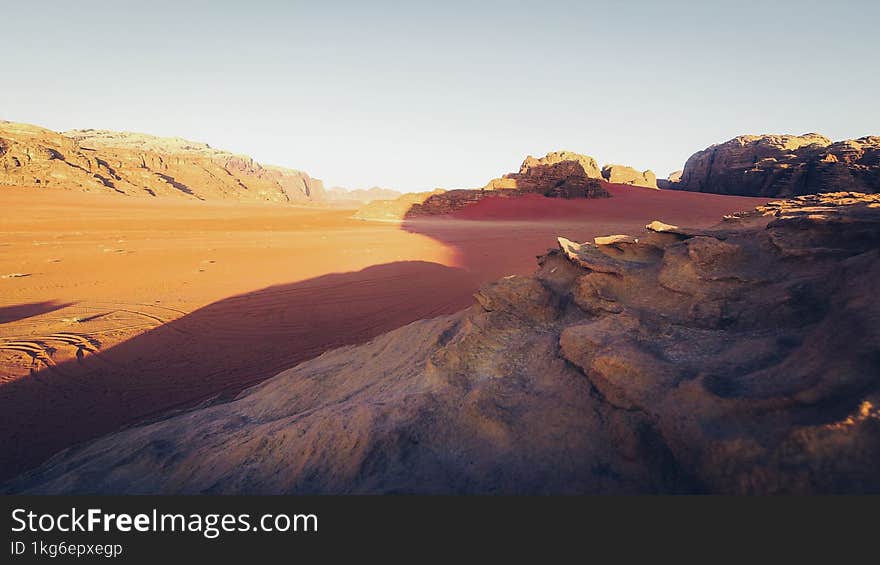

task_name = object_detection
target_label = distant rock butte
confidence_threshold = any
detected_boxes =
[0,121,325,202]
[657,170,683,189]
[10,192,880,494]
[601,164,657,188]
[672,133,880,197]
[356,151,660,220]
[483,150,609,194]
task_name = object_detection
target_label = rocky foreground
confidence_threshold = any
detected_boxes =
[6,192,879,494]
[0,121,325,202]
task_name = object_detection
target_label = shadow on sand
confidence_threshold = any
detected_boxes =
[0,260,488,481]
[0,301,74,325]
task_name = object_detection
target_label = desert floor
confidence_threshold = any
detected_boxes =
[0,186,769,479]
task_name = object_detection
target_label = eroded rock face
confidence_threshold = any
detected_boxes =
[7,193,878,495]
[0,121,324,202]
[483,150,609,196]
[601,164,658,188]
[675,133,880,197]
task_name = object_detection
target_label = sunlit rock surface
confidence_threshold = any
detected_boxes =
[673,133,880,197]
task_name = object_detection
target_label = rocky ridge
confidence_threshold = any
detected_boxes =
[0,121,325,202]
[673,133,880,197]
[7,192,879,494]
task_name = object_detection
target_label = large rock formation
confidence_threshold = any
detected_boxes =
[601,164,658,188]
[674,133,880,197]
[7,193,879,494]
[0,121,325,202]
[483,150,610,196]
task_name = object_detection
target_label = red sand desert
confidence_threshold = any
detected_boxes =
[0,184,769,479]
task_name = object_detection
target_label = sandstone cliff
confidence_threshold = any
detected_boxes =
[8,192,879,494]
[674,133,880,197]
[0,121,325,202]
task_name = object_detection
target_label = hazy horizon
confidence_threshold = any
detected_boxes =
[4,0,878,192]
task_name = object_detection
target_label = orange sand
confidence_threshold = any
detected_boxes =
[0,186,769,479]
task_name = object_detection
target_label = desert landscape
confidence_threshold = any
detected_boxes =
[2,13,879,565]
[2,116,880,493]
[1,121,783,482]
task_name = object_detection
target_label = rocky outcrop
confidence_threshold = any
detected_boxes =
[8,192,879,494]
[483,150,607,195]
[675,133,880,197]
[0,121,325,202]
[601,164,658,188]
[657,170,682,189]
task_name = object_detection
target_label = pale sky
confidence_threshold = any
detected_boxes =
[3,0,878,192]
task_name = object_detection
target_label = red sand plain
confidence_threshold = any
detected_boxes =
[0,184,770,479]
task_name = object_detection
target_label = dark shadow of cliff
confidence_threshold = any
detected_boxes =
[0,261,484,481]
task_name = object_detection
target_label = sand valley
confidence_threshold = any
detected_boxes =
[0,183,768,480]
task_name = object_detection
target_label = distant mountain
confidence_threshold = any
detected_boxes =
[325,186,401,203]
[0,121,325,202]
